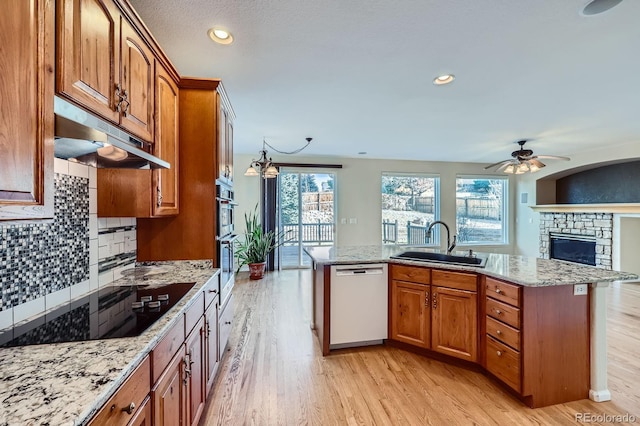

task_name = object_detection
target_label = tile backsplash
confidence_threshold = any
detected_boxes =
[0,159,137,330]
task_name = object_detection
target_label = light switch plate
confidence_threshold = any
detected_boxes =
[574,284,588,296]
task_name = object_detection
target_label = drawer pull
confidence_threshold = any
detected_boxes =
[209,289,218,294]
[425,291,429,307]
[495,309,502,315]
[225,321,232,325]
[496,330,502,335]
[495,288,503,294]
[496,350,502,356]
[121,402,136,415]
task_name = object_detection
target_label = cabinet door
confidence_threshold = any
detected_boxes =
[432,286,477,362]
[119,18,154,142]
[225,118,233,182]
[152,348,186,426]
[56,0,120,122]
[1,0,54,220]
[217,103,228,181]
[185,318,206,426]
[152,64,179,216]
[205,302,219,397]
[390,280,430,348]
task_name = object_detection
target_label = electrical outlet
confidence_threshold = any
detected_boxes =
[349,218,357,224]
[573,284,588,296]
[340,218,347,225]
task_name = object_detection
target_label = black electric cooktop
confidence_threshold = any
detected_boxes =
[0,282,195,348]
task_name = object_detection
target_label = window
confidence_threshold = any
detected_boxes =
[381,174,440,245]
[455,176,508,245]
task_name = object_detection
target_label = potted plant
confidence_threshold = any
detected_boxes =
[235,205,287,280]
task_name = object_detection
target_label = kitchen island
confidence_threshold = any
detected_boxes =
[0,260,221,426]
[305,245,637,407]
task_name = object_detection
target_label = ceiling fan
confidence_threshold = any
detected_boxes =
[484,140,570,174]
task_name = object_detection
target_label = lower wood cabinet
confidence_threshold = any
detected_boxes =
[152,347,186,426]
[88,356,151,425]
[390,280,431,348]
[87,273,232,425]
[431,286,477,361]
[389,265,478,362]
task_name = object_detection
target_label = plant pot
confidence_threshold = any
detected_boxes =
[248,262,266,280]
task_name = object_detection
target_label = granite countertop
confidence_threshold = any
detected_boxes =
[304,245,638,286]
[0,260,220,426]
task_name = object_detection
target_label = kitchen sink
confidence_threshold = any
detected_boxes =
[390,251,487,268]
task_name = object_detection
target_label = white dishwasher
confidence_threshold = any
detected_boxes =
[330,264,388,349]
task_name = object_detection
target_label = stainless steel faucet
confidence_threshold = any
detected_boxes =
[426,221,457,254]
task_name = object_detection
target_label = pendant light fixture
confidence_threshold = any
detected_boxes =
[244,137,313,178]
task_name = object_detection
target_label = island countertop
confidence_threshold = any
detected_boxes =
[304,245,638,286]
[0,260,219,426]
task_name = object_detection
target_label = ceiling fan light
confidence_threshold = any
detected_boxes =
[503,164,516,174]
[515,162,529,174]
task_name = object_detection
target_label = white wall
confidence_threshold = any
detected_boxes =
[514,140,640,257]
[234,153,516,254]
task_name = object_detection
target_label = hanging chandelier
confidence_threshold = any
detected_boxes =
[244,137,313,178]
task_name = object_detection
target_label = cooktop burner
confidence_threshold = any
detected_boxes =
[0,282,195,348]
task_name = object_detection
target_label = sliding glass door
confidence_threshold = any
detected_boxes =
[278,169,335,268]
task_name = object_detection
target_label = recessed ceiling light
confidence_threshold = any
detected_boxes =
[581,0,623,16]
[207,26,234,45]
[433,74,455,85]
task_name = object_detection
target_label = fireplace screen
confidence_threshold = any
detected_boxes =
[549,234,596,266]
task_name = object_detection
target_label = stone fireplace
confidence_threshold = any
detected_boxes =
[539,212,612,270]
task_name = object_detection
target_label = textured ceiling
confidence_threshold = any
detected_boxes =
[129,0,640,164]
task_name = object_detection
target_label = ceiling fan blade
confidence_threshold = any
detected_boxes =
[484,159,514,170]
[531,155,570,161]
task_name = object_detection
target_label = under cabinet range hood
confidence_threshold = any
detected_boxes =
[53,96,170,169]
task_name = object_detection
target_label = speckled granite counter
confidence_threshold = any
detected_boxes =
[304,245,638,285]
[0,260,219,426]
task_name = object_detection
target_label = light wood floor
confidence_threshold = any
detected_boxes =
[200,271,640,425]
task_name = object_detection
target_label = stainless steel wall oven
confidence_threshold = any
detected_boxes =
[216,180,237,304]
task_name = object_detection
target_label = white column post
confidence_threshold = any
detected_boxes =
[589,281,611,402]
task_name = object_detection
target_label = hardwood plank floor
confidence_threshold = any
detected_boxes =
[201,272,640,425]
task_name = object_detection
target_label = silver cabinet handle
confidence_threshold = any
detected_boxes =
[496,351,502,356]
[496,329,502,335]
[495,309,502,315]
[495,288,503,294]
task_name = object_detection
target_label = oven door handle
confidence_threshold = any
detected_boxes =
[218,234,238,243]
[216,198,239,206]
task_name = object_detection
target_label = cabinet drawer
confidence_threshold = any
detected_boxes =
[185,291,205,336]
[89,356,151,426]
[432,270,477,291]
[218,293,234,360]
[151,315,185,383]
[203,274,220,309]
[390,264,430,284]
[486,297,520,329]
[486,336,521,392]
[486,315,520,351]
[485,277,520,307]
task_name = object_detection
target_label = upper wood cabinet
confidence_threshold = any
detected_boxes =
[57,0,154,142]
[217,89,235,184]
[153,63,180,216]
[0,0,55,220]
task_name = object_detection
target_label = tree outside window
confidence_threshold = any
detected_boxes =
[455,177,508,244]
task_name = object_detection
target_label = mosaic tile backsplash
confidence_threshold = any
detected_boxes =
[0,174,89,311]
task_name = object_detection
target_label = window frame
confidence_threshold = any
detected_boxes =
[455,175,509,246]
[381,172,441,246]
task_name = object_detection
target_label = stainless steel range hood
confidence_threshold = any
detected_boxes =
[54,96,170,169]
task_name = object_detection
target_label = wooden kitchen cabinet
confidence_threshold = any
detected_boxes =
[390,280,431,348]
[185,317,206,426]
[96,62,180,218]
[88,356,151,426]
[389,264,477,362]
[57,0,154,142]
[431,286,477,362]
[137,78,235,262]
[205,301,220,397]
[218,100,234,184]
[0,0,54,220]
[152,347,186,426]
